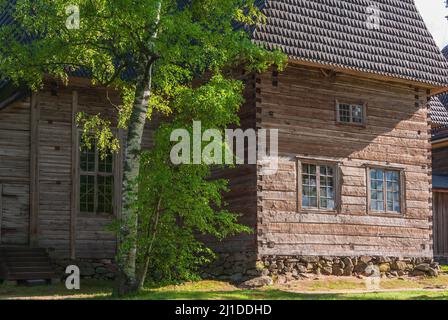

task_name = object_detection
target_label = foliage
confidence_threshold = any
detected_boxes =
[0,0,286,145]
[136,75,252,283]
[0,0,287,288]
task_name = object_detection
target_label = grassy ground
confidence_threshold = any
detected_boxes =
[1,276,448,300]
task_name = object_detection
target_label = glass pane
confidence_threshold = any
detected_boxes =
[302,164,318,208]
[98,152,113,173]
[80,175,95,213]
[385,170,401,213]
[370,169,385,211]
[98,175,114,214]
[319,165,335,210]
[351,105,363,123]
[338,104,351,123]
[80,139,96,172]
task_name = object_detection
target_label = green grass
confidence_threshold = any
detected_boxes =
[1,278,448,300]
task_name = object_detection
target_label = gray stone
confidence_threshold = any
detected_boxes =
[296,264,308,274]
[354,261,368,274]
[321,266,333,276]
[427,268,439,277]
[240,276,273,288]
[343,265,354,276]
[300,256,320,264]
[332,266,344,276]
[415,263,431,272]
[411,270,426,277]
[95,267,108,274]
[391,261,407,271]
[359,256,372,264]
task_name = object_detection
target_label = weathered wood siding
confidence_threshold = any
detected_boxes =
[432,147,448,176]
[30,81,153,259]
[257,65,432,258]
[433,192,448,258]
[0,97,31,245]
[204,73,258,255]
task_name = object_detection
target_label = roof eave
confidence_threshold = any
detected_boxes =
[288,58,448,95]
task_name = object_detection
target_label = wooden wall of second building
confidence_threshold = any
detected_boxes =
[0,97,31,245]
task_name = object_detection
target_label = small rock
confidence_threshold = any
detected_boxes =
[332,266,344,276]
[427,268,439,277]
[321,266,333,276]
[240,276,273,288]
[359,256,372,264]
[415,263,431,272]
[296,264,308,274]
[379,263,391,273]
[391,261,407,271]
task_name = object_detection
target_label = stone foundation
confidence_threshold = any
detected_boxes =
[202,252,258,283]
[204,254,441,283]
[53,259,117,280]
[258,256,440,280]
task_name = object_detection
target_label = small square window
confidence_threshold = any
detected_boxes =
[337,103,366,125]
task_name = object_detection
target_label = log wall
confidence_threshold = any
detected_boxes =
[0,97,31,245]
[256,65,433,258]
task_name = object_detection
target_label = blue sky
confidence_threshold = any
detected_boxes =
[415,0,448,49]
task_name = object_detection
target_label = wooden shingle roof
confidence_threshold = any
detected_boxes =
[253,0,448,87]
[430,96,448,127]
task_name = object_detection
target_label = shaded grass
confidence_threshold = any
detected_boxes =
[1,278,448,300]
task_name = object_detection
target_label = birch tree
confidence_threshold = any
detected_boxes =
[0,0,285,295]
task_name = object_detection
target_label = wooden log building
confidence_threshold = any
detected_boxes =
[2,0,448,281]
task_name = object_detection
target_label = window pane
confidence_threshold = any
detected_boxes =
[370,169,385,211]
[98,175,114,214]
[80,139,96,172]
[80,175,95,213]
[98,152,113,173]
[385,170,401,213]
[302,164,318,208]
[319,165,335,209]
[338,104,351,123]
[352,105,363,123]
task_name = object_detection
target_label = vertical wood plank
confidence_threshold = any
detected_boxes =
[0,184,3,244]
[70,90,79,260]
[29,92,40,247]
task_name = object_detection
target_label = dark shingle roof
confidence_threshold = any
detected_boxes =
[431,45,448,138]
[430,97,448,127]
[253,0,448,87]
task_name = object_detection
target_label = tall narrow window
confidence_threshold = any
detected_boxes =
[369,168,402,213]
[79,138,114,214]
[336,103,366,125]
[302,163,335,210]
